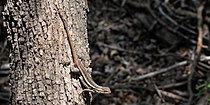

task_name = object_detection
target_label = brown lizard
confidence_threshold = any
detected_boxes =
[57,8,111,94]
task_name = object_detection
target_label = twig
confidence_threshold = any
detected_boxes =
[197,62,210,70]
[0,63,10,75]
[120,0,127,7]
[187,54,196,105]
[196,5,204,55]
[171,90,188,97]
[0,40,7,54]
[188,3,205,104]
[131,61,188,81]
[154,84,165,102]
[97,42,140,54]
[146,2,197,45]
[158,81,188,89]
[200,56,210,61]
[157,89,188,101]
[158,5,196,35]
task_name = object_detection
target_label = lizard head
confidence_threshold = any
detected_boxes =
[97,87,111,94]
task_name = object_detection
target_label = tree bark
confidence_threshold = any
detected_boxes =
[4,0,89,104]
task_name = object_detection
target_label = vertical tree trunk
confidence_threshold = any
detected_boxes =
[4,0,89,104]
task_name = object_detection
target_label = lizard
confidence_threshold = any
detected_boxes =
[57,7,111,94]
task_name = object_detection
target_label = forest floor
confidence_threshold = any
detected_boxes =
[87,0,210,105]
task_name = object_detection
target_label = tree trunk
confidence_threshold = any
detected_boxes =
[4,0,89,104]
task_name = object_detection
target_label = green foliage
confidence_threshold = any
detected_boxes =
[207,84,210,88]
[196,83,210,102]
[196,82,208,92]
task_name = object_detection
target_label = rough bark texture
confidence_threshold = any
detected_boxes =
[4,0,89,104]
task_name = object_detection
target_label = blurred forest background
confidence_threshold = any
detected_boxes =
[1,0,210,105]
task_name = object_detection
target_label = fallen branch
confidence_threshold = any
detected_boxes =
[131,61,188,81]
